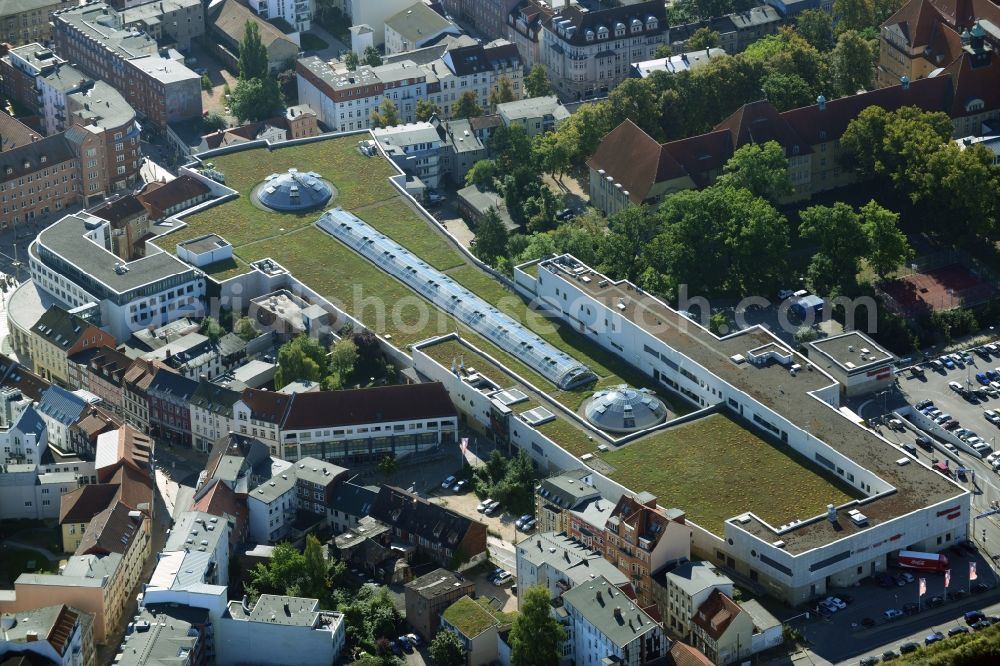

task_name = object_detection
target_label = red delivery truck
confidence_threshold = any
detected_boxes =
[896,550,950,572]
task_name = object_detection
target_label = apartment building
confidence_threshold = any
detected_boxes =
[668,6,782,56]
[210,0,299,74]
[297,40,522,131]
[540,0,667,100]
[516,531,631,608]
[440,595,509,666]
[52,2,202,127]
[384,3,460,56]
[652,560,734,639]
[690,590,753,665]
[146,367,197,445]
[403,568,475,641]
[29,306,113,386]
[506,0,554,68]
[562,575,666,666]
[36,385,89,453]
[189,379,241,452]
[370,485,488,567]
[0,604,95,666]
[121,0,205,50]
[29,210,207,340]
[246,0,314,33]
[440,0,521,43]
[67,346,131,415]
[0,0,74,46]
[122,358,160,432]
[535,468,603,534]
[497,95,569,137]
[246,465,296,543]
[0,46,85,135]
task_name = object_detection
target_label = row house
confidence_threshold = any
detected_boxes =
[146,366,197,446]
[189,379,241,453]
[506,0,554,68]
[369,485,487,568]
[601,493,691,610]
[69,403,121,458]
[29,304,113,387]
[439,0,520,43]
[67,345,131,416]
[36,384,90,453]
[121,357,161,433]
[0,0,73,46]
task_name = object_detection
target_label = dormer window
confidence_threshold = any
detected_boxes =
[615,22,626,37]
[597,25,608,39]
[646,17,658,30]
[586,29,594,41]
[966,98,985,112]
[631,18,642,33]
[40,155,46,164]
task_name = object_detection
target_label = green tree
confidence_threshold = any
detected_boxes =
[275,335,327,388]
[230,77,282,122]
[200,73,212,91]
[302,535,328,595]
[799,202,868,290]
[709,312,729,336]
[600,205,660,282]
[715,140,792,202]
[202,112,227,132]
[687,26,720,50]
[796,9,834,50]
[556,100,611,164]
[362,45,382,66]
[238,20,269,80]
[524,64,552,97]
[510,586,567,666]
[487,124,533,174]
[377,454,397,477]
[234,316,259,341]
[416,99,441,121]
[489,75,516,107]
[860,200,912,279]
[760,71,814,111]
[606,77,663,140]
[344,50,359,71]
[328,337,359,384]
[695,0,734,18]
[453,91,483,119]
[471,208,508,266]
[465,160,498,189]
[200,316,223,343]
[429,629,466,666]
[532,125,576,180]
[833,0,874,33]
[831,29,875,95]
[370,97,400,128]
[653,43,673,59]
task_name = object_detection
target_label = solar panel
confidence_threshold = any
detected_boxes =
[521,407,555,426]
[317,208,597,389]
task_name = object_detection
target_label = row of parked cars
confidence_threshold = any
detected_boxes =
[916,399,993,455]
[861,609,998,664]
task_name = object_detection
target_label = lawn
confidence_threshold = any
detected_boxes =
[598,413,862,535]
[441,596,513,637]
[0,547,57,587]
[359,199,466,271]
[168,135,400,249]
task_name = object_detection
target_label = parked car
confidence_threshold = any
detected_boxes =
[406,633,420,647]
[899,642,919,654]
[942,357,956,369]
[824,596,847,610]
[860,657,880,666]
[477,498,494,512]
[924,632,945,645]
[915,400,934,410]
[964,610,986,625]
[555,207,577,221]
[397,635,413,653]
[452,479,468,493]
[977,372,991,385]
[883,608,904,620]
[515,514,532,529]
[903,602,919,615]
[916,436,934,451]
[522,518,536,531]
[972,582,990,594]
[950,381,964,391]
[881,649,899,661]
[441,475,456,489]
[972,619,993,631]
[948,626,969,637]
[778,289,796,300]
[484,500,501,515]
[910,366,925,378]
[899,572,915,583]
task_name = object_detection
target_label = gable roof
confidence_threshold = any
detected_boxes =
[59,483,121,524]
[0,354,50,401]
[30,305,101,352]
[37,385,88,426]
[239,387,292,424]
[692,589,745,641]
[90,194,146,226]
[136,175,211,221]
[371,485,484,550]
[191,477,247,544]
[713,99,809,156]
[280,382,456,430]
[940,46,1000,117]
[666,642,714,666]
[147,367,198,401]
[0,111,41,151]
[72,345,131,386]
[0,133,77,185]
[586,119,686,204]
[210,0,296,52]
[75,500,143,556]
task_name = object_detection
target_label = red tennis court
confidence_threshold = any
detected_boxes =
[879,265,997,314]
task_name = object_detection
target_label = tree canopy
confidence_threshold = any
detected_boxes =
[238,20,269,80]
[510,586,566,666]
[524,64,552,97]
[453,91,483,119]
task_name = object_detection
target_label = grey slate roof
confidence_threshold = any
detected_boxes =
[37,385,88,426]
[562,574,659,649]
[330,479,378,518]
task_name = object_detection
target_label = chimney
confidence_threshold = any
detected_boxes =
[816,94,826,111]
[827,504,837,524]
[614,607,622,622]
[900,75,910,90]
[26,631,38,642]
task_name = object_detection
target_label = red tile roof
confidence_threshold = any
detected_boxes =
[713,99,809,156]
[59,484,120,524]
[239,387,292,424]
[666,642,714,666]
[192,478,248,545]
[586,120,687,204]
[280,382,456,430]
[693,589,744,641]
[940,47,1000,117]
[136,175,210,221]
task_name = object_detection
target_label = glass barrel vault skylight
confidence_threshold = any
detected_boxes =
[317,208,597,390]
